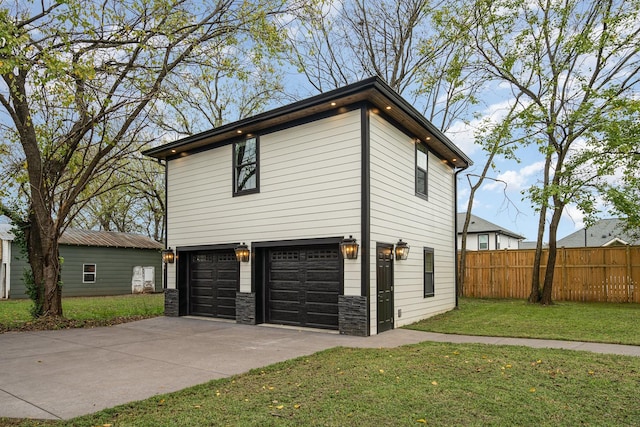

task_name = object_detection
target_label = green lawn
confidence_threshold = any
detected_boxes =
[407,298,640,345]
[8,342,640,427]
[0,294,164,332]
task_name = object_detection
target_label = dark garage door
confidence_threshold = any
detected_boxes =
[189,250,239,319]
[267,245,341,330]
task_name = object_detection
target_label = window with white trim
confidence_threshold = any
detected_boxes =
[83,264,96,283]
[478,234,489,250]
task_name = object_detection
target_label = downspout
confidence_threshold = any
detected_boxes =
[159,158,168,290]
[454,164,469,308]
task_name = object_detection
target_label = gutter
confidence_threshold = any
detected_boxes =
[453,164,470,308]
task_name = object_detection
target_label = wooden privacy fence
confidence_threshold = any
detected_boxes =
[460,246,640,303]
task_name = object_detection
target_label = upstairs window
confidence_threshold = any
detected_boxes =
[83,264,96,283]
[233,137,259,196]
[416,143,428,198]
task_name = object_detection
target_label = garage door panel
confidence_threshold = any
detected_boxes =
[192,270,213,280]
[305,280,339,291]
[267,245,341,330]
[306,291,338,304]
[306,302,338,314]
[191,287,214,297]
[306,272,340,282]
[269,289,298,302]
[269,271,300,282]
[269,310,300,324]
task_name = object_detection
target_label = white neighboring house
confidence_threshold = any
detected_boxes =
[457,213,525,251]
[0,221,13,299]
[144,77,472,336]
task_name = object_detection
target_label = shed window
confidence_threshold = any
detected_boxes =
[233,137,259,196]
[424,248,434,297]
[83,264,96,283]
[478,234,489,250]
[416,143,428,198]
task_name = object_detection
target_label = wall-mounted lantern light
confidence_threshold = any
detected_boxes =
[235,243,250,262]
[162,247,175,264]
[340,236,359,260]
[395,239,410,260]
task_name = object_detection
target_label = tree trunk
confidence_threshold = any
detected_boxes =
[26,210,63,316]
[529,152,553,303]
[528,207,546,303]
[540,202,564,305]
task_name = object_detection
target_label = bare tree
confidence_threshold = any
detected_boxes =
[284,0,484,128]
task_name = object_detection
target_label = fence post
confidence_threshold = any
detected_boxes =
[626,245,632,303]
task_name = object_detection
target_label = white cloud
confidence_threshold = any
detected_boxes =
[483,160,545,192]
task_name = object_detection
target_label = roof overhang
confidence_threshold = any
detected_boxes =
[143,77,472,168]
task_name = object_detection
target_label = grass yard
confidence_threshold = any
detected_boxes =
[7,341,640,427]
[0,294,164,332]
[407,298,640,346]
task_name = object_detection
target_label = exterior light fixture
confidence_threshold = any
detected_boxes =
[340,236,359,260]
[235,243,250,262]
[395,239,410,260]
[162,248,175,264]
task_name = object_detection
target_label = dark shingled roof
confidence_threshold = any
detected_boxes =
[456,212,525,240]
[59,229,163,250]
[557,218,640,247]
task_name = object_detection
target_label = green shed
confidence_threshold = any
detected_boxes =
[3,227,163,299]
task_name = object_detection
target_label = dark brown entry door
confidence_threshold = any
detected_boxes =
[267,246,341,330]
[189,250,239,319]
[377,243,394,333]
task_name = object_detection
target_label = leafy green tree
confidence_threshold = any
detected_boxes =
[0,0,286,317]
[447,0,640,304]
[70,156,165,241]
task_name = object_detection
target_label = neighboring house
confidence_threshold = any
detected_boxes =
[1,225,163,299]
[557,218,640,247]
[457,213,525,250]
[0,220,13,300]
[144,77,471,336]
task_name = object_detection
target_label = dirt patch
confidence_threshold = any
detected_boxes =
[0,315,159,334]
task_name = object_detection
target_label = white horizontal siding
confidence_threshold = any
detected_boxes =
[369,113,456,335]
[165,110,362,295]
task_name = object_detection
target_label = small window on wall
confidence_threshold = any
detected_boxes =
[424,248,434,298]
[416,143,428,198]
[83,264,96,283]
[233,137,259,196]
[478,234,489,250]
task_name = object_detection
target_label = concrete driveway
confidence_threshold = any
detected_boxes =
[0,317,430,420]
[2,316,638,421]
